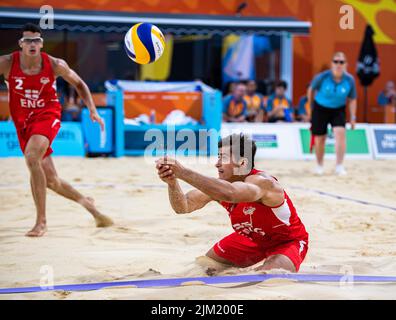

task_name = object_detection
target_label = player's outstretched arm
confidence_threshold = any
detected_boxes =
[51,56,104,129]
[169,183,212,214]
[156,157,284,204]
[156,161,212,214]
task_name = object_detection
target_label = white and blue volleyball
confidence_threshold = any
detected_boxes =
[124,23,165,64]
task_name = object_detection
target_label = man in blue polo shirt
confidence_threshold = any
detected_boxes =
[308,52,357,176]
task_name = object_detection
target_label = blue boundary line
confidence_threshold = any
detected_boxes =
[1,273,396,294]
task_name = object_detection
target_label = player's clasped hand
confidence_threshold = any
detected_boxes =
[155,157,186,182]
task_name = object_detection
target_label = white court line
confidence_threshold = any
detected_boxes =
[1,182,394,211]
[288,185,396,212]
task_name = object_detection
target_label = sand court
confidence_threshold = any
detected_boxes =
[0,157,395,300]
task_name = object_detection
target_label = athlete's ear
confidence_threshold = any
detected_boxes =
[18,39,23,48]
[236,157,250,175]
[239,157,248,167]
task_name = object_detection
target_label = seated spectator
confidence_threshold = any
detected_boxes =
[378,81,396,107]
[267,81,293,123]
[244,80,265,122]
[61,88,82,122]
[223,82,247,123]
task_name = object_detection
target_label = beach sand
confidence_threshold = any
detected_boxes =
[0,157,395,300]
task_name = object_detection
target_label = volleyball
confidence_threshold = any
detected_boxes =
[124,23,165,64]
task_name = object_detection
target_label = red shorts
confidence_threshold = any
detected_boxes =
[212,232,308,271]
[16,117,61,158]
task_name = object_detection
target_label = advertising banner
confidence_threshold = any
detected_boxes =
[370,125,396,159]
[221,123,303,159]
[0,121,84,157]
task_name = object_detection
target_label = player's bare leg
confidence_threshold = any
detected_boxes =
[24,135,49,237]
[255,254,296,273]
[41,156,113,227]
[205,249,296,273]
[200,248,234,275]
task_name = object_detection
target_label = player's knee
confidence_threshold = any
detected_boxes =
[263,254,296,272]
[25,150,43,169]
[46,175,60,190]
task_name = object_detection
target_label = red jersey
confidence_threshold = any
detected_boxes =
[219,169,308,245]
[7,51,61,129]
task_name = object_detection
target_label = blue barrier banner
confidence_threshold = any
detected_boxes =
[373,127,396,157]
[81,108,113,153]
[0,122,23,157]
[52,122,85,156]
[0,121,84,157]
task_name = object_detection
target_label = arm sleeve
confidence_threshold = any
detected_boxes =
[348,77,357,99]
[310,72,325,90]
[266,98,273,112]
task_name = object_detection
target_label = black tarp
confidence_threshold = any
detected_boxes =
[357,24,380,87]
[356,24,380,121]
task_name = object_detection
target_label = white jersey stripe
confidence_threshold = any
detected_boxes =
[271,200,292,226]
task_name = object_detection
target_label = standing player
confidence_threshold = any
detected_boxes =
[0,23,113,237]
[156,134,308,273]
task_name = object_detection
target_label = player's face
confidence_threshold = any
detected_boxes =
[216,146,238,181]
[19,31,43,57]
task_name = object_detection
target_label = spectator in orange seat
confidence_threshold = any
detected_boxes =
[267,81,293,123]
[223,82,247,123]
[244,80,265,122]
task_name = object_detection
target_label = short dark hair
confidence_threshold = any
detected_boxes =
[218,133,257,170]
[275,80,288,90]
[21,23,42,36]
